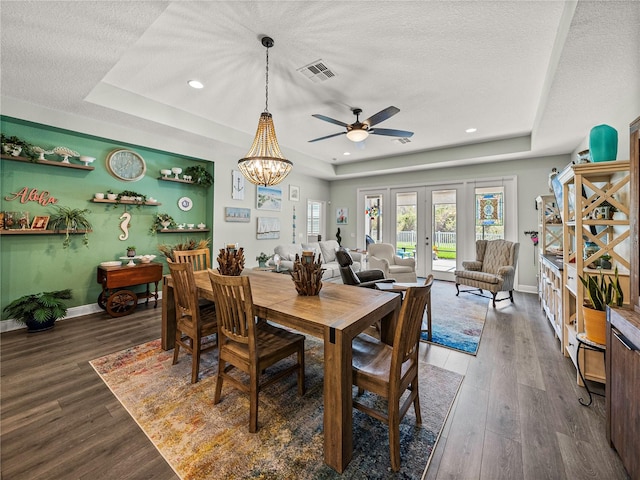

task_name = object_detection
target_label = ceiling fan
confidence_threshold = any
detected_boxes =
[309,106,414,143]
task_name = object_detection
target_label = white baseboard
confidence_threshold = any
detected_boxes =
[1,292,163,333]
[517,284,538,294]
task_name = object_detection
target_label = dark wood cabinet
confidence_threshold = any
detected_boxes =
[606,307,640,480]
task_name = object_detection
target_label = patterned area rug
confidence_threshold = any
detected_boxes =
[420,280,489,355]
[90,335,463,480]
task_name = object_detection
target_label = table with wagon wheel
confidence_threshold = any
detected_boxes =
[97,262,163,317]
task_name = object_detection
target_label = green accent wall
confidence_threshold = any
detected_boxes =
[1,116,214,318]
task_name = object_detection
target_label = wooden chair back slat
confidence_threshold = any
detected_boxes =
[208,271,253,346]
[174,248,211,272]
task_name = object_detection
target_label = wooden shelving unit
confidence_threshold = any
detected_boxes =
[1,153,94,170]
[559,160,630,386]
[0,229,92,235]
[158,176,195,185]
[536,194,564,350]
[156,228,210,233]
[91,198,161,206]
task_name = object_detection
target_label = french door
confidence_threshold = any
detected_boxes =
[390,185,461,281]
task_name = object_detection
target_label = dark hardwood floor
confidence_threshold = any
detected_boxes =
[1,289,629,479]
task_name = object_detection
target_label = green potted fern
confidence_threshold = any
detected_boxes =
[3,289,72,332]
[579,267,623,344]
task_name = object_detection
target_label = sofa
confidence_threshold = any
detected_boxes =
[270,240,362,280]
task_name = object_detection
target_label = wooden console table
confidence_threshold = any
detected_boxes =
[97,262,163,317]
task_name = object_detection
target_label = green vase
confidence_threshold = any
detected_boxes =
[589,124,618,162]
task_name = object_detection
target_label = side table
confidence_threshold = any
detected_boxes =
[576,332,606,406]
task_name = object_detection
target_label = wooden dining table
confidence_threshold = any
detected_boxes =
[161,269,401,473]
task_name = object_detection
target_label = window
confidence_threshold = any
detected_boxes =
[475,186,505,240]
[307,200,322,240]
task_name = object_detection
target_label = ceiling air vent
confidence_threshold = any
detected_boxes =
[392,137,412,145]
[297,60,336,82]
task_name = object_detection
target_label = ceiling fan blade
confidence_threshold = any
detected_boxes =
[370,128,414,138]
[308,132,347,143]
[363,106,400,127]
[312,114,349,127]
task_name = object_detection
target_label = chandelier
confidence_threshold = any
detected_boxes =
[238,36,293,187]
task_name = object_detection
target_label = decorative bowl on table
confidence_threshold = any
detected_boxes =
[140,255,156,264]
[100,261,122,267]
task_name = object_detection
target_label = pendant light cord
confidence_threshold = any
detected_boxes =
[264,45,269,113]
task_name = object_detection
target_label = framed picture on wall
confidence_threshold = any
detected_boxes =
[289,185,300,202]
[232,170,245,200]
[31,215,50,230]
[336,208,348,224]
[256,185,282,211]
[225,207,251,222]
[257,217,280,239]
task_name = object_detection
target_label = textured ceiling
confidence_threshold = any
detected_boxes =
[1,1,638,180]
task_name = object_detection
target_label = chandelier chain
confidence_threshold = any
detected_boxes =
[264,45,269,112]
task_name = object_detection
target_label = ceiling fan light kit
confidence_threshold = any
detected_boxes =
[237,36,292,187]
[309,106,414,143]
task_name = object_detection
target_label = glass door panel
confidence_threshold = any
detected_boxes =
[431,188,457,280]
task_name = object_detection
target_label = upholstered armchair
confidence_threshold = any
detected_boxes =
[335,249,395,288]
[454,239,520,307]
[368,243,417,283]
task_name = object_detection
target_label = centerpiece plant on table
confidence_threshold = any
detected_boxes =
[256,252,272,268]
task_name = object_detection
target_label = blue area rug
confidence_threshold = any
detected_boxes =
[420,280,488,355]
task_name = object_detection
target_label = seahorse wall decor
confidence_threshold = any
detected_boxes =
[119,212,131,240]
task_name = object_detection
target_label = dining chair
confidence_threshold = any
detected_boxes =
[167,261,218,383]
[208,270,306,433]
[173,248,211,271]
[351,280,432,471]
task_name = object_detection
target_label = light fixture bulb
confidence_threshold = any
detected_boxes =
[346,128,369,142]
[465,127,477,133]
[188,80,204,89]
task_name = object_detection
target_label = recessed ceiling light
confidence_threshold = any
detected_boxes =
[343,152,351,156]
[188,80,204,89]
[465,127,477,133]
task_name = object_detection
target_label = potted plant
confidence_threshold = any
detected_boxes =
[184,165,214,188]
[3,289,72,332]
[127,246,137,257]
[0,133,39,161]
[150,213,176,234]
[48,205,92,248]
[579,267,623,344]
[256,252,272,268]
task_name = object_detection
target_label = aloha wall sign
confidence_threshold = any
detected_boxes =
[4,186,58,206]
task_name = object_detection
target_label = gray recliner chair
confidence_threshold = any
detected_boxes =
[454,239,519,307]
[335,249,395,288]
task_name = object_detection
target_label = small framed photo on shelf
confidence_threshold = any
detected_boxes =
[336,208,348,225]
[31,216,50,230]
[289,185,300,202]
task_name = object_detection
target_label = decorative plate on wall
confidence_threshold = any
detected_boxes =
[106,149,146,182]
[178,196,193,211]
